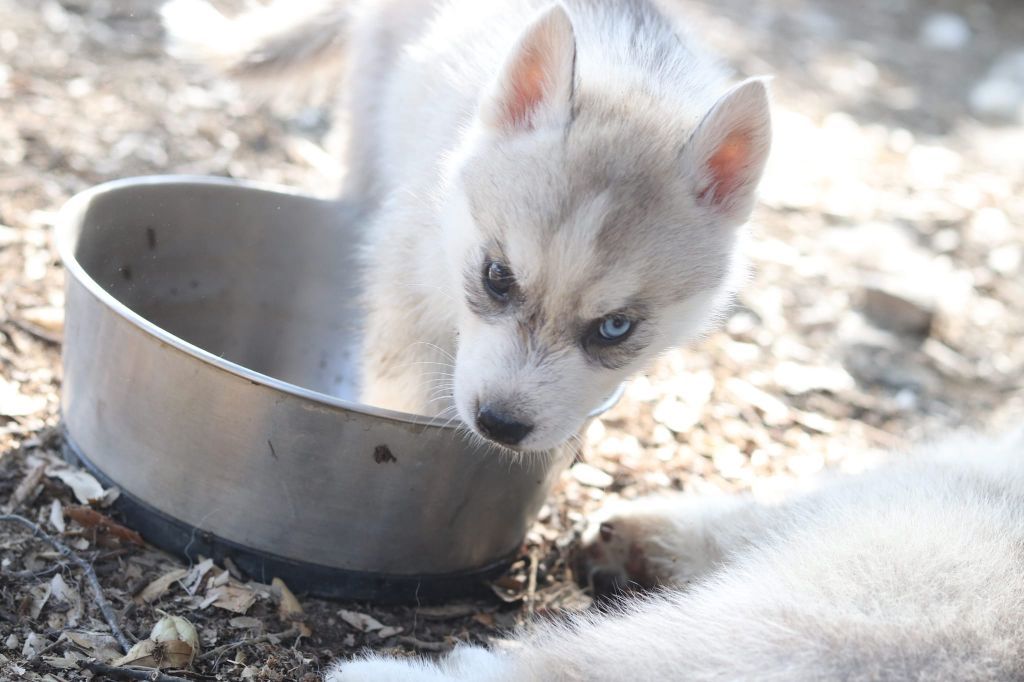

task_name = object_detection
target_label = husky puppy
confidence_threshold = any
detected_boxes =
[163,0,773,451]
[327,428,1024,680]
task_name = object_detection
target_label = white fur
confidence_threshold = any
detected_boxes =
[329,429,1024,680]
[164,0,772,451]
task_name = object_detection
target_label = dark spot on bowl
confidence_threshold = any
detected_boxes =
[146,226,157,250]
[189,279,199,289]
[119,265,132,281]
[373,445,397,464]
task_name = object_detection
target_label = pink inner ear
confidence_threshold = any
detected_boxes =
[702,129,753,206]
[501,48,554,130]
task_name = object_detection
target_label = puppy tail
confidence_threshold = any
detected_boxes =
[161,0,349,81]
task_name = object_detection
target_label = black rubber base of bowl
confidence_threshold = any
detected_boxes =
[61,428,513,604]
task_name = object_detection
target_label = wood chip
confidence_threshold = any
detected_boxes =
[570,463,614,489]
[0,377,47,417]
[228,616,262,629]
[4,461,46,513]
[49,499,65,533]
[19,306,64,334]
[337,609,385,633]
[725,378,792,426]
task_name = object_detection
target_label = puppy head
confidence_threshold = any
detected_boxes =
[439,4,771,452]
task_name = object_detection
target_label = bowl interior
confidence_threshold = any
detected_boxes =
[73,180,364,401]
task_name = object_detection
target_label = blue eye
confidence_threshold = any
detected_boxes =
[597,315,633,342]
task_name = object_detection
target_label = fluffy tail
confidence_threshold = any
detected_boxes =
[161,0,349,80]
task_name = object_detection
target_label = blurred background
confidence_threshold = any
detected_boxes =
[0,0,1022,678]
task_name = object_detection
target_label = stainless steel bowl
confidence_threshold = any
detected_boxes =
[57,176,618,601]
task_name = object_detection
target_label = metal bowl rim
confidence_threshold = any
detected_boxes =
[56,175,624,429]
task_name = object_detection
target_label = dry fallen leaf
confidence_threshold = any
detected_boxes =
[65,505,144,546]
[152,614,200,650]
[114,638,195,670]
[273,577,302,620]
[48,573,83,627]
[182,558,215,595]
[49,468,105,505]
[99,486,121,508]
[21,632,43,659]
[208,584,257,614]
[42,651,86,670]
[272,577,312,637]
[337,610,401,639]
[136,568,189,604]
[27,582,51,620]
[63,630,122,662]
[114,615,200,670]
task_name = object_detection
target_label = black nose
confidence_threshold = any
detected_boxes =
[475,405,533,446]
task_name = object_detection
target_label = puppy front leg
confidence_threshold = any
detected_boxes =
[359,317,451,417]
[358,270,456,417]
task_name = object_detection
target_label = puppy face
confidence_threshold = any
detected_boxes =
[440,119,746,451]
[437,5,770,452]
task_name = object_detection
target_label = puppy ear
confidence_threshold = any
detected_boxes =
[681,78,772,225]
[480,4,576,134]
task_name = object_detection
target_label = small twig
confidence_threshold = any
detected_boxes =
[5,563,64,580]
[0,514,131,653]
[396,635,452,653]
[78,661,192,682]
[198,627,299,662]
[27,634,65,662]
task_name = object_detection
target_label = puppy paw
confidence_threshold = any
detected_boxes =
[575,495,745,598]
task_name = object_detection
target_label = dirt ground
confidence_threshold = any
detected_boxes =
[1,0,1022,679]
